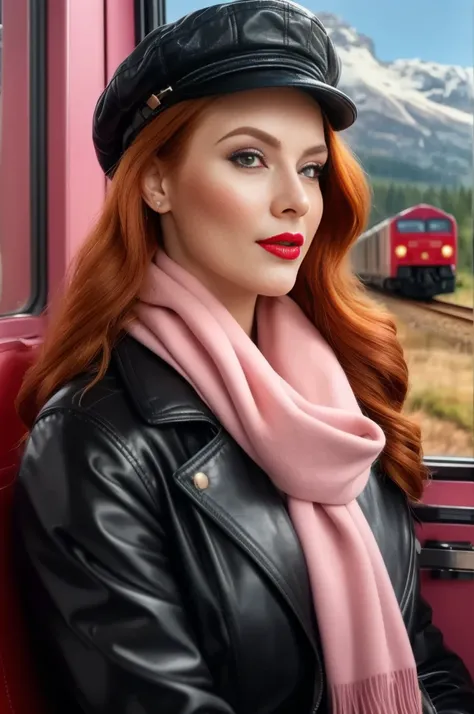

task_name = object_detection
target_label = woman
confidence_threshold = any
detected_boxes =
[13,1,474,713]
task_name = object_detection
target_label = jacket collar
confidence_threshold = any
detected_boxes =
[113,335,218,427]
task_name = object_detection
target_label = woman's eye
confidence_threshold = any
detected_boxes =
[228,152,325,178]
[229,151,265,169]
[301,163,325,180]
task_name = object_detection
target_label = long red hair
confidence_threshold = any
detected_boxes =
[17,97,428,500]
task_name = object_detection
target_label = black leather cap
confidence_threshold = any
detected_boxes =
[93,0,357,176]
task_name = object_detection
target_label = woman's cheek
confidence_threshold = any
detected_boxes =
[207,181,263,222]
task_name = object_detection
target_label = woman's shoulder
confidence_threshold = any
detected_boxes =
[20,336,219,506]
[18,365,162,515]
[34,335,218,444]
[34,357,137,445]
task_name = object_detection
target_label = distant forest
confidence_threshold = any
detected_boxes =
[359,153,468,188]
[369,181,473,271]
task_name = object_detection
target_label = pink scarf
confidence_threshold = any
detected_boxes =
[128,251,422,714]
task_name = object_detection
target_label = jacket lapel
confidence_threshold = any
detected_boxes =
[114,336,319,653]
[173,429,319,653]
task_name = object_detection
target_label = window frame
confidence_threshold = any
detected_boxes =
[0,0,107,338]
[28,0,47,315]
[134,0,166,43]
[0,0,47,335]
[424,457,474,481]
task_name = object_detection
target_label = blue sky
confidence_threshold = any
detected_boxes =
[167,0,474,66]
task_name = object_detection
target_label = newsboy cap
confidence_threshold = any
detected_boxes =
[93,0,357,176]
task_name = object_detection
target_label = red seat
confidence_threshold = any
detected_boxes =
[0,341,47,714]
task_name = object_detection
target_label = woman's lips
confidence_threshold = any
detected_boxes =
[257,232,304,246]
[257,232,304,260]
[258,244,301,260]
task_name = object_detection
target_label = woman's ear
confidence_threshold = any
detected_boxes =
[141,156,170,213]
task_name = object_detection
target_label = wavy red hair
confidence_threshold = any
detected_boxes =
[17,96,428,500]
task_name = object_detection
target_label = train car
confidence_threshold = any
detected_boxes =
[351,204,457,299]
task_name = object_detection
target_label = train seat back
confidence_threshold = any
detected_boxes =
[0,341,46,714]
[415,476,474,679]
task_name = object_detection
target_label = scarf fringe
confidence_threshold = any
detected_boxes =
[330,668,422,714]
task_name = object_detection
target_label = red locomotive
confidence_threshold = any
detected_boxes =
[351,204,457,299]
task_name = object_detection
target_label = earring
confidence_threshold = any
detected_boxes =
[156,200,162,208]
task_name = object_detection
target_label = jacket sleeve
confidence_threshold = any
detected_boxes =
[413,578,474,713]
[13,409,236,714]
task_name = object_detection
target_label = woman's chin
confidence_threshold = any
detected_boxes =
[254,272,299,298]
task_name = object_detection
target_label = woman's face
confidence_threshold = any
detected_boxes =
[143,87,327,309]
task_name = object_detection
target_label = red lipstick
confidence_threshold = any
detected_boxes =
[257,233,304,261]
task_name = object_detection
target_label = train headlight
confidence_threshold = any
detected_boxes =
[441,245,453,258]
[395,245,407,258]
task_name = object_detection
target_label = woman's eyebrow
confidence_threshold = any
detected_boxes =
[216,125,328,159]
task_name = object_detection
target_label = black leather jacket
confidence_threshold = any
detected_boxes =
[13,336,474,714]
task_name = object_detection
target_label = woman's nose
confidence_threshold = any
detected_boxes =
[270,175,311,218]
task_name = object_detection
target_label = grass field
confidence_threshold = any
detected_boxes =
[394,318,473,457]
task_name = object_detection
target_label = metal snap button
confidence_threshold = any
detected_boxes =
[193,472,209,490]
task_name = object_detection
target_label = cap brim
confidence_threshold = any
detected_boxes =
[175,68,357,131]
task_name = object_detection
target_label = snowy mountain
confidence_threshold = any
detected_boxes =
[318,13,473,185]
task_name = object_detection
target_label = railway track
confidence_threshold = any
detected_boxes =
[367,288,473,346]
[419,300,473,324]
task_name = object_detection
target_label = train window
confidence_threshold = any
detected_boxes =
[0,0,46,317]
[0,0,30,315]
[396,220,426,233]
[165,0,473,459]
[427,219,452,233]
